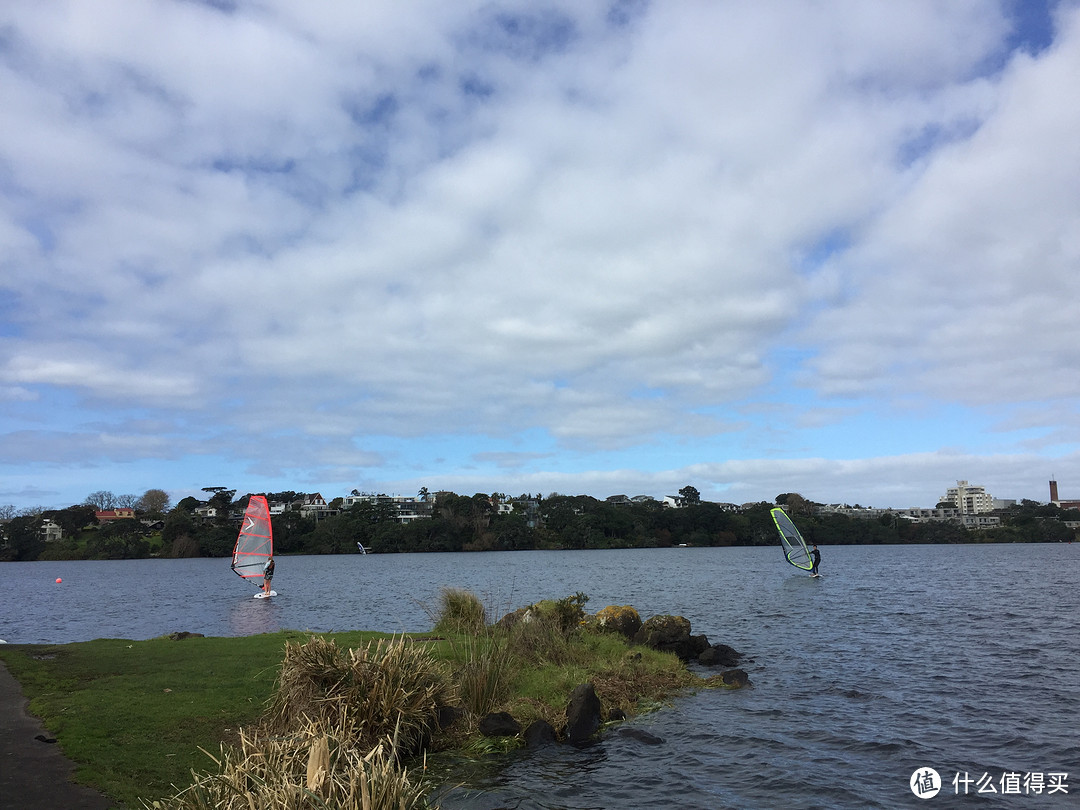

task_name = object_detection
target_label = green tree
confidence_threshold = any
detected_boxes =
[205,489,237,525]
[679,485,701,505]
[271,510,315,554]
[43,505,97,536]
[136,489,171,515]
[175,496,201,512]
[306,514,355,554]
[199,525,236,557]
[1,515,45,561]
[85,491,117,510]
[87,523,150,559]
[162,510,196,549]
[776,492,813,516]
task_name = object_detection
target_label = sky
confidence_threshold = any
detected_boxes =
[2,0,1079,512]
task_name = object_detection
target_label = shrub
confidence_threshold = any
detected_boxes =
[432,588,488,635]
[542,592,590,632]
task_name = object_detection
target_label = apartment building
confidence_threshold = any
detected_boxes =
[939,480,996,514]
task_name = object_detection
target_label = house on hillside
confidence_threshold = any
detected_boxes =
[339,492,432,524]
[96,508,136,521]
[41,519,63,542]
[299,493,335,521]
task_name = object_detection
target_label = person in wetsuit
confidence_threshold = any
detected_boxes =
[810,544,821,575]
[262,557,275,594]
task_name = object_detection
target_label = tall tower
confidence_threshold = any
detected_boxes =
[1050,480,1059,504]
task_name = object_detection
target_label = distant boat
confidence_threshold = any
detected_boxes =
[357,542,368,554]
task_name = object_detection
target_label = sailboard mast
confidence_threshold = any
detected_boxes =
[770,507,814,571]
[232,495,273,586]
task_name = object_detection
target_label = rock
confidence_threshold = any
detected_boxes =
[607,708,628,722]
[719,668,750,688]
[689,634,710,657]
[698,643,743,667]
[168,631,204,640]
[565,683,602,744]
[592,605,643,640]
[495,607,530,631]
[479,712,521,737]
[616,728,664,745]
[633,615,694,660]
[524,719,558,747]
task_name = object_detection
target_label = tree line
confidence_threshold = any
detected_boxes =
[1,488,1074,562]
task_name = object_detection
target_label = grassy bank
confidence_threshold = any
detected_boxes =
[0,593,727,808]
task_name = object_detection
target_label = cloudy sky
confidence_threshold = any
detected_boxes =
[2,0,1078,512]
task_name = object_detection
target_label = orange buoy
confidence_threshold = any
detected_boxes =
[55,577,62,583]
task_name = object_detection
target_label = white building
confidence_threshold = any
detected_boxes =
[939,480,996,515]
[41,519,63,542]
[340,493,432,524]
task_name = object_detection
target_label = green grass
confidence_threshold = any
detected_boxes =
[0,630,392,807]
[0,597,716,809]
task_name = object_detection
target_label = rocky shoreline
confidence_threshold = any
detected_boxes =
[476,604,750,748]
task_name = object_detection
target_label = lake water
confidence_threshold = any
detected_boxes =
[1,544,1077,808]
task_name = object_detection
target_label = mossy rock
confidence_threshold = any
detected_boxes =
[633,615,693,659]
[590,605,642,640]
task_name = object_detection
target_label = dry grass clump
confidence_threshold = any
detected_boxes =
[149,636,449,809]
[143,723,430,810]
[505,614,579,666]
[499,592,591,666]
[432,587,488,635]
[590,650,697,718]
[265,635,456,757]
[449,635,513,719]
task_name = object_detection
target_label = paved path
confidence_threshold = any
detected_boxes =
[0,659,114,810]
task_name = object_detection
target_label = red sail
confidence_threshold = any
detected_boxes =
[231,495,273,581]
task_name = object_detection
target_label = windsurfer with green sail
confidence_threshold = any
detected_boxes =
[811,544,821,576]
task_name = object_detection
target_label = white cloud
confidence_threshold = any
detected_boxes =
[805,5,1080,407]
[0,1,1077,509]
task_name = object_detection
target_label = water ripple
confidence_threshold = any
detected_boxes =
[4,544,1079,808]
